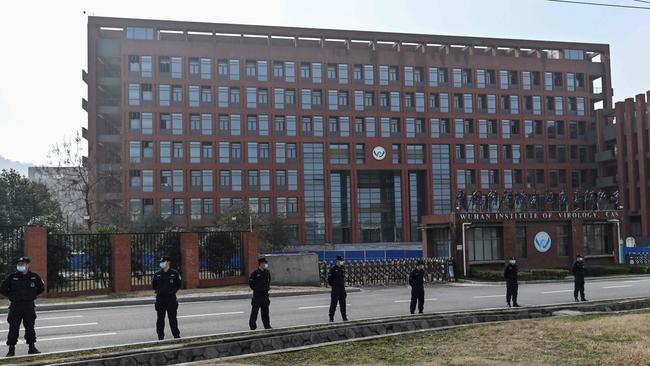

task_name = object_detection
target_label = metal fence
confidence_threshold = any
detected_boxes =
[131,232,182,287]
[0,226,24,279]
[198,231,243,280]
[319,257,454,287]
[626,253,650,265]
[47,233,112,294]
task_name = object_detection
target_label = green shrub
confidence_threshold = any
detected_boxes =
[469,268,569,281]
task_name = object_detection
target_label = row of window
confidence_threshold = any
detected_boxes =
[456,168,593,190]
[127,112,593,140]
[127,83,588,116]
[127,54,590,92]
[128,196,299,221]
[128,139,594,167]
[129,169,299,193]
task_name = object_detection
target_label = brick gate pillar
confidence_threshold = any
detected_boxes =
[242,232,260,276]
[180,232,199,289]
[111,234,132,293]
[24,227,48,295]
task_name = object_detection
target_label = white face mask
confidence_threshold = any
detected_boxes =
[509,260,516,265]
[16,265,26,272]
[577,258,583,262]
[159,262,167,269]
[418,265,424,270]
[263,263,269,269]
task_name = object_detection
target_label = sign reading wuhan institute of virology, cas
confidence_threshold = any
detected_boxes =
[457,210,621,222]
[534,231,552,253]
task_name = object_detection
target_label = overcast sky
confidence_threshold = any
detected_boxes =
[1,0,649,165]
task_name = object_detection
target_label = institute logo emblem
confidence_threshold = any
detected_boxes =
[534,231,552,253]
[372,146,386,161]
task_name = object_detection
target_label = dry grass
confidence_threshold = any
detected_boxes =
[214,311,650,366]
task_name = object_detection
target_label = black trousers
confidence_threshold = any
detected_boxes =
[329,288,347,319]
[506,284,519,305]
[250,292,271,329]
[155,297,180,339]
[574,280,586,300]
[410,287,425,314]
[6,302,37,346]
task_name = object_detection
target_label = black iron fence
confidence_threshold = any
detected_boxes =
[319,258,454,287]
[0,226,24,279]
[47,233,112,294]
[626,253,650,265]
[198,231,243,280]
[131,232,182,287]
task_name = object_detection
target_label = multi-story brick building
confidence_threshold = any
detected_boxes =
[84,16,618,271]
[595,91,650,246]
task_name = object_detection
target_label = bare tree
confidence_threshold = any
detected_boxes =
[47,132,116,232]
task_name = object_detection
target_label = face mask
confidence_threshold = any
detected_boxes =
[263,263,269,269]
[159,262,167,269]
[577,258,583,262]
[418,266,424,270]
[509,260,516,265]
[16,265,26,272]
[339,261,345,266]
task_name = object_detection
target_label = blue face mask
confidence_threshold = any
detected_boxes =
[16,265,26,272]
[159,262,167,269]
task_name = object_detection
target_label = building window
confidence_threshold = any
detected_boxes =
[584,224,613,255]
[468,227,503,262]
[516,225,527,258]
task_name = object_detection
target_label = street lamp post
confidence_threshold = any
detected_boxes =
[461,222,472,277]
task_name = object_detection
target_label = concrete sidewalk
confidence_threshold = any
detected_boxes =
[0,286,361,314]
[458,273,650,286]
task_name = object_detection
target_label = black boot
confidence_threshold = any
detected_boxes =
[5,345,15,357]
[329,315,334,322]
[28,344,40,355]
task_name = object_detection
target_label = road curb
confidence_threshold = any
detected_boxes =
[458,274,650,286]
[0,288,361,314]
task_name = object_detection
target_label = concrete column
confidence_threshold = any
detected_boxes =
[502,221,517,261]
[24,227,48,295]
[110,234,132,293]
[243,232,260,276]
[180,232,199,289]
[572,219,585,257]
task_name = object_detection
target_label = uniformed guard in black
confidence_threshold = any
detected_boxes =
[0,257,44,357]
[572,254,587,302]
[249,258,272,330]
[152,255,182,340]
[327,255,347,322]
[409,260,426,314]
[504,256,520,308]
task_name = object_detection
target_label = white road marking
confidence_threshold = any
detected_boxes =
[0,322,98,333]
[298,304,351,310]
[541,290,573,294]
[39,332,118,342]
[38,315,85,321]
[472,294,503,299]
[394,298,438,303]
[602,285,633,289]
[178,312,244,319]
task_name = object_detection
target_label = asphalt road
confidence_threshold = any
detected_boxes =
[2,276,650,357]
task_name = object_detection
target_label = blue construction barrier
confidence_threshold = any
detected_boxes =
[269,249,424,262]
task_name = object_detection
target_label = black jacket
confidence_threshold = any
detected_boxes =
[152,269,182,298]
[572,261,585,282]
[327,265,346,289]
[409,268,425,289]
[249,268,271,293]
[504,264,518,285]
[0,271,44,303]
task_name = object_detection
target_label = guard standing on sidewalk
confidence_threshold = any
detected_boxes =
[0,257,44,357]
[249,257,272,330]
[152,255,182,340]
[409,259,426,314]
[572,254,587,302]
[328,255,348,322]
[504,256,520,308]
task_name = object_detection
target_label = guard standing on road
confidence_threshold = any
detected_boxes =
[572,254,587,302]
[328,255,348,322]
[504,256,520,308]
[249,257,272,330]
[0,257,44,357]
[409,259,426,314]
[152,255,182,340]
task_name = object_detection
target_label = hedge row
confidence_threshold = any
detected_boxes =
[470,268,569,281]
[470,264,650,281]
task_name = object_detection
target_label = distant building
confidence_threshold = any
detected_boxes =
[28,166,87,227]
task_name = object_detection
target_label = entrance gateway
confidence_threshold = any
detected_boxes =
[420,210,622,274]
